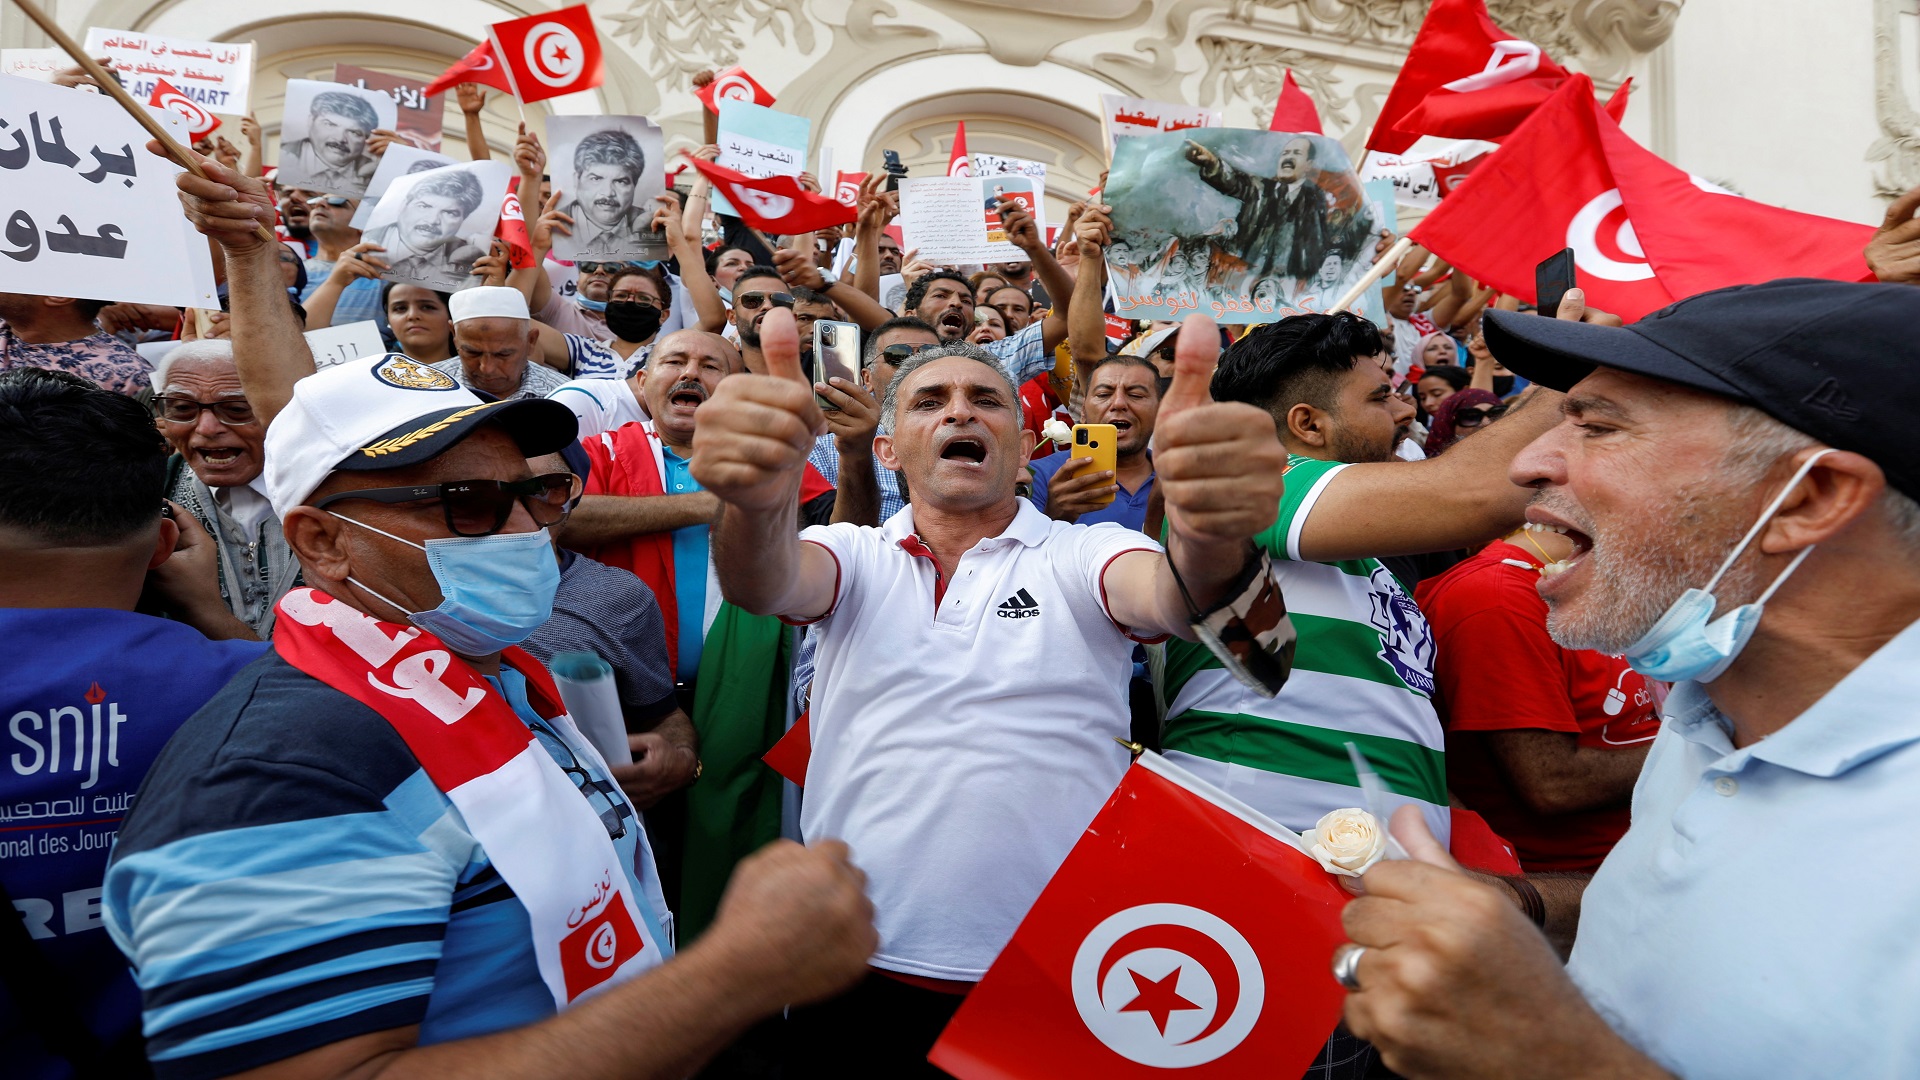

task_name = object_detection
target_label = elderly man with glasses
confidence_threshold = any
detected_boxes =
[154,340,302,637]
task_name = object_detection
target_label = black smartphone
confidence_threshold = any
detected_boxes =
[882,149,907,193]
[1535,247,1576,318]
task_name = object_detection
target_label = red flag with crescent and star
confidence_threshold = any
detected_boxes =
[489,4,604,105]
[423,39,514,97]
[928,751,1350,1079]
[148,79,221,141]
[695,65,775,114]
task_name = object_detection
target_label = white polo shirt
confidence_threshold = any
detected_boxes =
[1568,616,1920,1076]
[799,499,1162,981]
[547,377,646,438]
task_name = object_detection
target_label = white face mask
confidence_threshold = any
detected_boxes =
[1621,448,1836,683]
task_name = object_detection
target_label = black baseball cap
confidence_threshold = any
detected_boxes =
[1483,279,1920,497]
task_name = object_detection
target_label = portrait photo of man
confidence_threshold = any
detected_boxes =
[277,81,396,199]
[362,161,511,291]
[1182,134,1369,287]
[549,117,668,264]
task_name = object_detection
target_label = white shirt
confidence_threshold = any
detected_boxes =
[549,378,647,438]
[1568,616,1920,1077]
[798,500,1162,980]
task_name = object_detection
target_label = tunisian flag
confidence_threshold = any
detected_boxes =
[1267,70,1323,135]
[949,121,973,178]
[686,157,858,234]
[1410,76,1874,321]
[1367,0,1567,154]
[423,40,514,97]
[149,80,220,141]
[495,177,536,270]
[929,752,1350,1080]
[696,65,776,113]
[490,4,605,104]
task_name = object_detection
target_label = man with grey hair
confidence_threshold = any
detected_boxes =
[281,91,381,195]
[154,340,301,635]
[364,169,489,290]
[434,285,569,401]
[692,308,1290,1074]
[1335,280,1920,1079]
[564,129,651,257]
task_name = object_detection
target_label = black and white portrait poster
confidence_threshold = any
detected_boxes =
[547,114,667,264]
[361,159,511,292]
[276,79,396,198]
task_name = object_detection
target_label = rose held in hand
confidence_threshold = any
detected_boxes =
[1041,418,1073,447]
[1305,808,1386,877]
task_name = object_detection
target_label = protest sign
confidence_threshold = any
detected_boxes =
[1099,94,1221,154]
[305,320,388,369]
[900,175,1046,266]
[0,75,217,308]
[334,65,444,152]
[82,29,252,114]
[1,48,67,82]
[974,153,1048,212]
[713,100,807,219]
[548,115,668,263]
[1358,139,1494,210]
[350,144,457,228]
[277,79,397,198]
[1103,129,1384,324]
[362,159,512,292]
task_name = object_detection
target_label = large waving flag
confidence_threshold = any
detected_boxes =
[1410,75,1874,321]
[490,4,605,104]
[423,39,513,97]
[929,752,1351,1079]
[686,156,858,235]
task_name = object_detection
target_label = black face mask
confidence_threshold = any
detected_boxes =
[604,301,662,344]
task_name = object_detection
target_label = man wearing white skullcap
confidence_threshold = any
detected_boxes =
[432,285,569,401]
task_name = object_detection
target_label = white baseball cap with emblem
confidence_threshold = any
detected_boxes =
[263,352,578,518]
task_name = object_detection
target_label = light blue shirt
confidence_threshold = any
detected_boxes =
[1567,616,1920,1077]
[983,319,1050,384]
[660,443,708,679]
[809,433,905,523]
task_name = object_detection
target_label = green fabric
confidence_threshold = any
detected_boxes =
[1160,708,1448,805]
[679,601,792,941]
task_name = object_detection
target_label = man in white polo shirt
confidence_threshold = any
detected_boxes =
[691,310,1290,1076]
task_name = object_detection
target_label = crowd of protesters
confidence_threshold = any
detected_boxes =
[6,48,1920,1080]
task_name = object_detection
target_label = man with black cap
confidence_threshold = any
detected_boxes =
[1335,279,1920,1079]
[101,146,877,1080]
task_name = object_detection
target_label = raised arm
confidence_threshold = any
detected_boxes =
[656,191,726,332]
[693,308,841,619]
[458,84,492,160]
[850,173,895,301]
[1067,204,1114,418]
[774,246,894,333]
[166,145,313,424]
[1295,291,1618,562]
[1102,315,1288,639]
[997,198,1072,353]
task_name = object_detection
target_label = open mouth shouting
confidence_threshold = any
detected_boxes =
[936,310,970,338]
[937,433,989,470]
[665,380,708,416]
[1522,513,1596,595]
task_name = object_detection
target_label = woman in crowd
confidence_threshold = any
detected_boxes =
[969,304,1008,344]
[1418,329,1461,368]
[1417,365,1471,420]
[971,271,1008,305]
[382,282,455,365]
[1423,387,1503,456]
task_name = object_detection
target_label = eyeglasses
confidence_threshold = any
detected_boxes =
[527,718,631,840]
[577,262,627,275]
[316,196,352,207]
[153,395,258,426]
[733,291,794,311]
[1453,404,1509,429]
[879,342,938,366]
[610,294,662,309]
[313,472,581,537]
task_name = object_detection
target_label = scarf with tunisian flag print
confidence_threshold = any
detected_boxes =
[271,586,667,1007]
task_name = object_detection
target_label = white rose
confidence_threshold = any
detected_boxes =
[1303,808,1386,877]
[1041,418,1073,446]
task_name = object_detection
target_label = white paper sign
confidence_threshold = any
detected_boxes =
[1099,93,1221,153]
[1,48,68,82]
[361,159,512,293]
[714,100,809,219]
[0,76,218,307]
[305,320,388,369]
[83,29,252,114]
[899,175,1046,266]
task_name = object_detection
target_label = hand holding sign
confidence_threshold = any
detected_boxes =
[691,308,827,515]
[1153,314,1286,543]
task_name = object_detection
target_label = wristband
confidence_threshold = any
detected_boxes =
[1505,876,1547,927]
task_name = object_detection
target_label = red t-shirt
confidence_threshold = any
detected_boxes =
[1019,374,1071,460]
[1415,541,1662,872]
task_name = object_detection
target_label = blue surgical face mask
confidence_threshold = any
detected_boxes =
[574,294,608,313]
[1621,449,1835,683]
[334,515,560,656]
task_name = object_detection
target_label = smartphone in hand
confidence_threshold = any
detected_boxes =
[1070,423,1118,508]
[813,319,861,410]
[1536,247,1577,319]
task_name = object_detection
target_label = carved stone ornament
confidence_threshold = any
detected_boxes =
[1869,0,1920,199]
[603,0,816,83]
[1196,36,1355,129]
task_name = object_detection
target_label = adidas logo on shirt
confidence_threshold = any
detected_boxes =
[996,589,1041,619]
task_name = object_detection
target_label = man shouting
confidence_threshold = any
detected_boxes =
[692,309,1290,1075]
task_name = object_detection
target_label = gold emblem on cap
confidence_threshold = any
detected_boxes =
[373,355,459,391]
[359,402,497,457]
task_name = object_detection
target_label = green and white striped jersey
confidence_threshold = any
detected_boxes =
[1157,454,1452,845]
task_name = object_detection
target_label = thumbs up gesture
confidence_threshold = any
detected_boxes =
[692,308,827,514]
[1153,314,1287,544]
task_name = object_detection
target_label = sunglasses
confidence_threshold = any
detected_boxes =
[528,718,632,840]
[577,262,627,275]
[734,291,795,311]
[315,196,352,207]
[1453,404,1510,428]
[153,395,257,426]
[313,472,581,537]
[879,342,938,365]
